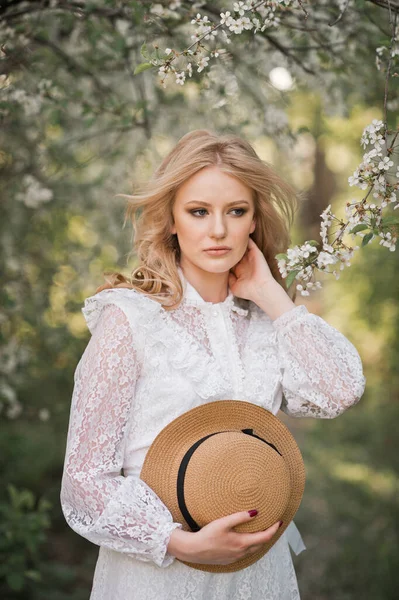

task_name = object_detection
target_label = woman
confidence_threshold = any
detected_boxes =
[60,130,366,599]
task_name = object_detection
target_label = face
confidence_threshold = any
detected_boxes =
[171,166,256,276]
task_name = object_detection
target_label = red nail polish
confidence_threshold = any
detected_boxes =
[278,521,283,528]
[248,509,258,517]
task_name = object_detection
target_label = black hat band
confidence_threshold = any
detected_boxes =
[176,428,282,532]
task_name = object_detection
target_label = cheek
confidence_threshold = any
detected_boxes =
[180,215,205,233]
[175,217,204,243]
[233,218,254,235]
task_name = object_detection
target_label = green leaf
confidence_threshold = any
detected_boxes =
[286,269,300,288]
[275,253,288,260]
[362,232,374,247]
[134,62,154,75]
[140,42,149,59]
[350,224,369,234]
[307,240,319,247]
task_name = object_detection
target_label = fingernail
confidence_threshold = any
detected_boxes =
[248,509,258,517]
[278,521,283,528]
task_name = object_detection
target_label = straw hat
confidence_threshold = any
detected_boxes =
[139,399,306,573]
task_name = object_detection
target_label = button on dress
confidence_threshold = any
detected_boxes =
[60,266,366,600]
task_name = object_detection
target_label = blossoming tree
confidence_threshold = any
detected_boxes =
[134,1,399,295]
[0,0,398,421]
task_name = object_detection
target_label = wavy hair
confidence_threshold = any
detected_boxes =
[97,129,299,310]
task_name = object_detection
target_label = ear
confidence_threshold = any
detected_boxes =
[250,219,256,234]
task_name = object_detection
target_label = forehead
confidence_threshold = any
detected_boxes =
[175,166,253,204]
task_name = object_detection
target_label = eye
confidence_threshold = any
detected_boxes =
[190,209,207,217]
[190,208,247,217]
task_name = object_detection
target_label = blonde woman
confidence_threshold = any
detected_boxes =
[60,130,366,600]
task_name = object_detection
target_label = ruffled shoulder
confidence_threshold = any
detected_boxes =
[82,287,163,336]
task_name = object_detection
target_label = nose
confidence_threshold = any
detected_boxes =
[209,213,228,239]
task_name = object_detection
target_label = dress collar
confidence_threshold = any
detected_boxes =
[177,266,249,316]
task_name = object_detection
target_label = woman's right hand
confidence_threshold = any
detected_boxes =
[167,511,282,566]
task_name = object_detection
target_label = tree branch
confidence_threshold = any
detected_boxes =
[367,0,399,12]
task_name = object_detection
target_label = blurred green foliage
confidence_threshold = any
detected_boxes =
[1,1,398,599]
[0,485,51,593]
[291,240,399,600]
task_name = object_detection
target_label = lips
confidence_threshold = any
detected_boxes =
[205,247,231,251]
[204,248,231,256]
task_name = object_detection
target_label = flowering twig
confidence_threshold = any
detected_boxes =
[134,1,399,295]
[135,1,298,87]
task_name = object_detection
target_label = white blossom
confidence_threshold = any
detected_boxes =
[220,11,234,26]
[317,251,339,268]
[175,71,186,85]
[197,56,210,72]
[233,2,249,17]
[16,174,53,208]
[379,231,397,251]
[377,157,393,171]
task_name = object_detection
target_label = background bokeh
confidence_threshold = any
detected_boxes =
[1,2,398,598]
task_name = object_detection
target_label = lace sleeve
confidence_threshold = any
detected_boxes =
[60,303,183,568]
[272,305,366,418]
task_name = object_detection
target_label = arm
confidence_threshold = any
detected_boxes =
[273,304,366,418]
[251,279,366,419]
[60,303,182,567]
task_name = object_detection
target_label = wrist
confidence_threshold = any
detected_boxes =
[167,528,196,561]
[253,279,296,321]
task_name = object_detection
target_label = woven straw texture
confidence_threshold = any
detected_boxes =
[140,399,305,573]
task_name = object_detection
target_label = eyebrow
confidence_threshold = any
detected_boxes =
[184,200,251,207]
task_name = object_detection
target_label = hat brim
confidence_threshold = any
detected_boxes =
[140,399,305,573]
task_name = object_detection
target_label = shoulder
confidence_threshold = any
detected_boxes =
[82,287,163,336]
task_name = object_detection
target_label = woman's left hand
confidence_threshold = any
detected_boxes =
[228,237,277,301]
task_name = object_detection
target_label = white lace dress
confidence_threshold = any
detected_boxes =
[60,267,366,600]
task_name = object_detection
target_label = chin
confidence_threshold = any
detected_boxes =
[198,259,236,273]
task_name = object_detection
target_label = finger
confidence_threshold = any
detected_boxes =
[243,520,282,546]
[245,544,263,555]
[223,510,261,530]
[260,520,282,541]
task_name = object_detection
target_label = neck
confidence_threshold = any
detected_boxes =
[178,263,230,304]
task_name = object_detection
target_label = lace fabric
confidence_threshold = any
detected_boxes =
[60,274,366,600]
[60,303,183,568]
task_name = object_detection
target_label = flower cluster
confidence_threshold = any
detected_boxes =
[276,117,399,294]
[277,210,361,294]
[375,38,399,71]
[146,1,293,88]
[277,242,322,296]
[1,75,60,118]
[349,120,398,212]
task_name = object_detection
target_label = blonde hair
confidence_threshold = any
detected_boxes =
[97,129,299,310]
